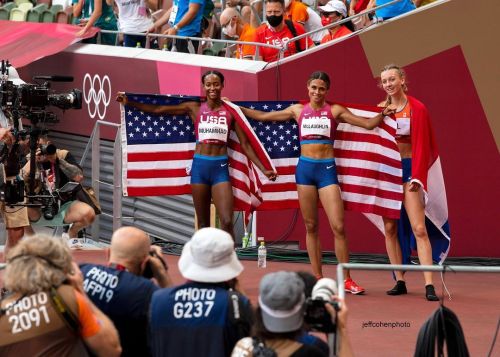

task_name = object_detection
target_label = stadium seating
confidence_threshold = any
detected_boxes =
[41,3,62,22]
[14,0,32,5]
[55,5,72,23]
[27,3,48,22]
[9,3,33,21]
[0,2,16,20]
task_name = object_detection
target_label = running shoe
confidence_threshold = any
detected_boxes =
[64,233,83,250]
[344,278,366,295]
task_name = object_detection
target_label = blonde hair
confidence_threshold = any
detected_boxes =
[380,64,408,106]
[5,235,73,295]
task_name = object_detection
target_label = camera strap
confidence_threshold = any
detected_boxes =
[50,286,80,334]
[108,263,128,271]
[227,288,252,340]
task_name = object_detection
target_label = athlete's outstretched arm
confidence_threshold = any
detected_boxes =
[240,104,301,122]
[234,121,277,181]
[333,104,396,129]
[116,92,199,118]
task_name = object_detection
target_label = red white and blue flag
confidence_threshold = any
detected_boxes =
[365,96,451,264]
[121,95,449,262]
[121,95,403,218]
[240,101,404,219]
[120,94,275,216]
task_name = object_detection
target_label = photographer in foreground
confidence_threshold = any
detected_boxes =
[149,227,253,357]
[0,234,121,356]
[231,271,354,357]
[80,226,172,357]
[22,135,95,249]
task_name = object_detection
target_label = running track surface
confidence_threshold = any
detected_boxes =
[2,250,499,356]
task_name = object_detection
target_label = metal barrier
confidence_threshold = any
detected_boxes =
[336,263,500,299]
[80,120,122,241]
[332,262,500,357]
[96,0,404,60]
[281,0,404,53]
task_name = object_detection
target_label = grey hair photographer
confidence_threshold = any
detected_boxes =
[0,234,121,356]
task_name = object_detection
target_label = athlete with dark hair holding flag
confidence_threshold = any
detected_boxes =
[117,70,276,238]
[241,71,395,293]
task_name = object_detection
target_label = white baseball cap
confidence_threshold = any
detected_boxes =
[319,0,347,17]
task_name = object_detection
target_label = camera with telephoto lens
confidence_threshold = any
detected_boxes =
[304,278,340,333]
[143,249,168,279]
[39,143,57,156]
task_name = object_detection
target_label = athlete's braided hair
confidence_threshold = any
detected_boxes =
[308,71,331,89]
[202,70,225,85]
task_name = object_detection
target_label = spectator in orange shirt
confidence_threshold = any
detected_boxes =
[284,0,308,24]
[285,0,327,44]
[252,0,314,62]
[220,7,256,59]
[319,0,354,44]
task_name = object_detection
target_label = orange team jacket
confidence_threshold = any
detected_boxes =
[285,0,308,24]
[236,24,257,59]
[320,25,353,44]
[252,22,312,62]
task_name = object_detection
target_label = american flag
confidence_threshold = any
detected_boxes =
[121,95,403,219]
[240,101,404,219]
[120,94,275,215]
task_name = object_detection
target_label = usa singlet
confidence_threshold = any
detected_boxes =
[195,102,233,144]
[297,103,336,145]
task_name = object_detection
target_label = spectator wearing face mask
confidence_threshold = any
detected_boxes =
[219,7,256,59]
[319,0,354,44]
[252,0,314,62]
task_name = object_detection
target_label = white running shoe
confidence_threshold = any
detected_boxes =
[66,235,83,250]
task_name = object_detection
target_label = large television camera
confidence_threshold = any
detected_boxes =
[0,60,82,125]
[0,60,83,214]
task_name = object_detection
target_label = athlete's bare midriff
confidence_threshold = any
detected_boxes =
[300,143,335,159]
[397,141,412,159]
[195,142,228,156]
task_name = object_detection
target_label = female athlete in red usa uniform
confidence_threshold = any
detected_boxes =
[117,71,277,238]
[241,71,395,293]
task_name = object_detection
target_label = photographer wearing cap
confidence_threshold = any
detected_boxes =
[232,272,354,357]
[0,234,121,356]
[22,135,95,249]
[149,227,253,357]
[80,226,172,357]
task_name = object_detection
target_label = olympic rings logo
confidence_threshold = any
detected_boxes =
[83,73,111,120]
